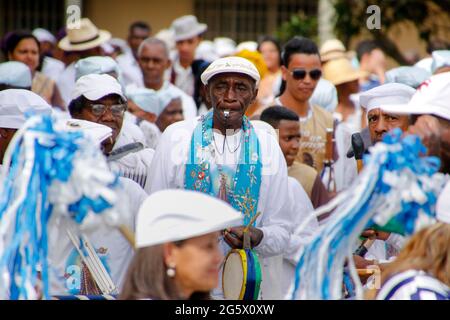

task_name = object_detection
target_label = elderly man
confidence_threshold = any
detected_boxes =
[0,89,53,165]
[149,56,291,299]
[136,37,197,119]
[116,21,151,87]
[382,72,450,175]
[68,74,154,193]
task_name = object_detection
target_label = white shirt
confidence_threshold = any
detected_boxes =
[281,177,319,298]
[172,57,195,97]
[149,117,291,298]
[48,177,147,296]
[116,53,144,88]
[109,121,154,193]
[377,269,450,300]
[57,62,76,107]
[41,56,65,82]
[139,120,161,150]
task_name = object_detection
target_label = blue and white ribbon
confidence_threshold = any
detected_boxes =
[0,115,120,300]
[290,128,448,300]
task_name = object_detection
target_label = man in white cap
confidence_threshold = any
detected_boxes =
[32,28,65,82]
[169,15,209,104]
[0,89,53,165]
[0,61,32,91]
[68,74,154,192]
[57,18,112,107]
[382,72,450,175]
[149,56,291,299]
[136,37,197,119]
[127,85,183,149]
[116,21,151,88]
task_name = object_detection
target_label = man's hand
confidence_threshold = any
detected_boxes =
[223,226,264,249]
[407,115,441,157]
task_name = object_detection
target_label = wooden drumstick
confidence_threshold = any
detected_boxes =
[243,212,261,249]
[118,225,136,250]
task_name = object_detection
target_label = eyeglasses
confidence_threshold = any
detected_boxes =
[290,69,322,81]
[89,103,127,117]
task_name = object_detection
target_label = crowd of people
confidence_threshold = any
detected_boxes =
[0,13,449,300]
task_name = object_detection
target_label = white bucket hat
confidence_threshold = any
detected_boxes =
[201,56,261,86]
[171,15,207,42]
[71,74,126,102]
[59,18,111,52]
[136,190,242,248]
[0,61,32,88]
[381,72,450,121]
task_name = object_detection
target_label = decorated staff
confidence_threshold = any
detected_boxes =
[290,128,447,300]
[0,114,124,300]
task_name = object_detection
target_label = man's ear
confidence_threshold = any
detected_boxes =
[204,85,211,106]
[166,58,172,70]
[281,65,288,81]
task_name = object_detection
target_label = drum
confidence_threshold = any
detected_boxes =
[222,249,262,300]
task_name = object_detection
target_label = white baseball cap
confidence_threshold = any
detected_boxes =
[55,118,112,145]
[436,181,450,224]
[136,190,242,248]
[71,73,126,102]
[0,89,53,129]
[0,61,32,88]
[381,72,450,121]
[201,56,261,86]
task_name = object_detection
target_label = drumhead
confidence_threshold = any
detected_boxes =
[223,250,246,299]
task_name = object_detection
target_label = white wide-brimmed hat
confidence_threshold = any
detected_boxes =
[0,89,52,129]
[59,18,111,52]
[323,57,367,86]
[381,72,450,121]
[201,56,261,85]
[171,15,207,42]
[136,189,242,248]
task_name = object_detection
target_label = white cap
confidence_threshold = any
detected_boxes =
[201,56,260,86]
[381,72,450,120]
[431,50,450,74]
[0,89,52,129]
[126,85,180,117]
[196,40,219,62]
[32,28,56,44]
[136,190,242,248]
[359,83,415,113]
[71,74,126,101]
[0,61,32,88]
[436,181,450,224]
[414,57,433,74]
[236,41,258,53]
[171,15,207,42]
[385,66,431,89]
[214,37,236,57]
[55,118,112,144]
[75,56,119,80]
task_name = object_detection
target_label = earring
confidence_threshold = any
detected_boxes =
[166,263,176,278]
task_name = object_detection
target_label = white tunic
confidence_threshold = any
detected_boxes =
[41,56,65,82]
[149,117,291,299]
[57,62,76,107]
[172,57,195,97]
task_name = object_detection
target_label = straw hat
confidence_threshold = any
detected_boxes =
[323,57,367,86]
[320,39,347,62]
[59,18,111,52]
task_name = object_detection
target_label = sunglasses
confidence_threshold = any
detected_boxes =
[290,69,322,81]
[90,103,127,117]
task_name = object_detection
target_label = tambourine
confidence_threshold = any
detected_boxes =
[222,249,262,300]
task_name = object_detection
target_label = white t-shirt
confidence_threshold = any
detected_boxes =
[172,57,195,97]
[149,116,291,299]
